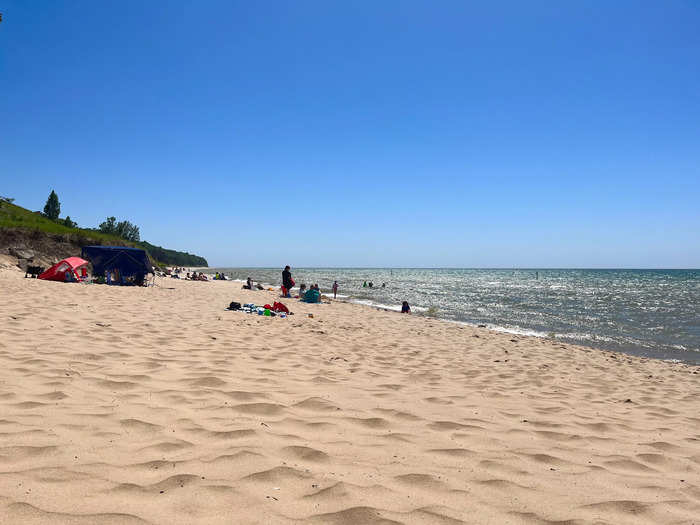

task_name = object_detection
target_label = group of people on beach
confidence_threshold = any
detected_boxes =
[281,266,408,311]
[282,265,340,300]
[169,268,229,281]
[297,283,318,295]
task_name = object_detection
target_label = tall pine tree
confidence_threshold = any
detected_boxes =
[43,190,61,220]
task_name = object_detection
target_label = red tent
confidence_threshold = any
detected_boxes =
[38,257,89,282]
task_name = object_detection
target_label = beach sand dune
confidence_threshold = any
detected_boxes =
[0,268,698,524]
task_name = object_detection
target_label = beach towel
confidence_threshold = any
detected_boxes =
[272,301,289,313]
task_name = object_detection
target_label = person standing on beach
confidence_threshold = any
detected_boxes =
[282,265,293,298]
[332,280,338,299]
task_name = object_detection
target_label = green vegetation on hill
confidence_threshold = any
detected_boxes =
[0,200,120,241]
[0,199,208,267]
[140,241,208,268]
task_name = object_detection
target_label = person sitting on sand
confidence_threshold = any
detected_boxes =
[302,286,321,303]
[401,301,411,314]
[242,277,253,290]
[298,284,307,298]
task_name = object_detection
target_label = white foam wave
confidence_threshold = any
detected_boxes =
[346,298,427,313]
[442,319,548,338]
[555,332,615,343]
[486,324,548,338]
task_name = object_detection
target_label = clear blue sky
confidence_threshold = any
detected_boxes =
[1,1,698,268]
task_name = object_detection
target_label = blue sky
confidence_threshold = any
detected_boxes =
[1,1,698,267]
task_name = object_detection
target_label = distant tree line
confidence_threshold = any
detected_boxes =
[140,241,208,267]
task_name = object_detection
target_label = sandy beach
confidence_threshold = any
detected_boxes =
[0,267,698,524]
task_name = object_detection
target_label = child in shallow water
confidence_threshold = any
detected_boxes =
[401,301,411,314]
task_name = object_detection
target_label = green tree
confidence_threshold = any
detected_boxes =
[63,216,77,228]
[98,216,117,235]
[98,216,140,241]
[116,220,140,242]
[43,190,61,220]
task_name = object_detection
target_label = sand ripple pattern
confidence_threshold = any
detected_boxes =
[0,269,699,524]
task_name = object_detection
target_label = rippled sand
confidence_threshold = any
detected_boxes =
[0,267,698,524]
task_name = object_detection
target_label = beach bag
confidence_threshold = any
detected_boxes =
[227,301,241,311]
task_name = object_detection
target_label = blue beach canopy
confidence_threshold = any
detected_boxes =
[81,246,153,278]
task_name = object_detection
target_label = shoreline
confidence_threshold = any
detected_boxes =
[196,269,700,367]
[336,299,700,368]
[2,266,699,523]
